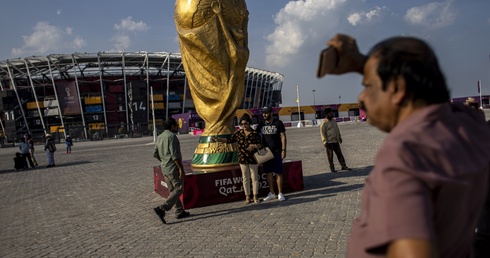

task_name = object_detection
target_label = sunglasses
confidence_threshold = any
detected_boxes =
[241,122,249,125]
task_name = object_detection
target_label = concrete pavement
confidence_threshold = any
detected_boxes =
[0,122,385,257]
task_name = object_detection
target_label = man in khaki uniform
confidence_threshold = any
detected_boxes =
[320,107,351,172]
[153,118,190,224]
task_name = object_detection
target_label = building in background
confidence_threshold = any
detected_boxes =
[0,52,283,142]
[451,95,489,108]
[173,103,363,135]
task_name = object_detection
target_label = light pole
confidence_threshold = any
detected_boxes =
[312,89,316,105]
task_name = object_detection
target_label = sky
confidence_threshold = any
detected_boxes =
[1,0,489,107]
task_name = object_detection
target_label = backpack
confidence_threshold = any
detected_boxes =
[48,142,56,152]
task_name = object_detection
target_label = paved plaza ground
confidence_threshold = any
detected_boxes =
[0,114,470,257]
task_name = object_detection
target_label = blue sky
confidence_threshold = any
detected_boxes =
[1,0,489,106]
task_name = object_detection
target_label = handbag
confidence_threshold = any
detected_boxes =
[254,147,274,164]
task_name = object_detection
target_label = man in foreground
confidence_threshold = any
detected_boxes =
[322,34,490,257]
[153,118,190,224]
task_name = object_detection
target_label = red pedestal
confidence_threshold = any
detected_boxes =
[153,160,304,209]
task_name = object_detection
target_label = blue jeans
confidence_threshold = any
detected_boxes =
[45,150,55,165]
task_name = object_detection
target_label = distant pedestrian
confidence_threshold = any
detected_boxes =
[153,118,190,224]
[320,107,351,172]
[19,137,35,169]
[27,135,38,166]
[14,152,24,171]
[44,134,56,167]
[465,97,485,119]
[65,135,73,154]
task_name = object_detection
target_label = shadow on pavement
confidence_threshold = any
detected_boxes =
[166,167,373,224]
[49,161,93,168]
[0,160,93,174]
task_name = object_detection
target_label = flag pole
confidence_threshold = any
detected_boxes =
[478,80,483,109]
[151,86,157,142]
[296,85,302,127]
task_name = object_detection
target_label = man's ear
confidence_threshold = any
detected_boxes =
[391,76,407,105]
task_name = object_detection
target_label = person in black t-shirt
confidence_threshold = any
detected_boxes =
[256,106,287,202]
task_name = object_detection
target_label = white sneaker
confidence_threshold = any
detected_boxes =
[278,193,286,201]
[263,192,277,201]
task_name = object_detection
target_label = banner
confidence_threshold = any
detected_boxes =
[153,160,304,209]
[129,81,148,125]
[56,82,81,115]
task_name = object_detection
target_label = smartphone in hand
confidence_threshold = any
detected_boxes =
[317,47,339,78]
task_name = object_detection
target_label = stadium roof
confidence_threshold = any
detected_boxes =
[0,52,284,91]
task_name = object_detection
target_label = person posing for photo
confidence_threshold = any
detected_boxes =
[213,114,263,204]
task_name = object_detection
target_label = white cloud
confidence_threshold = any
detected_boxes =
[114,16,149,32]
[348,13,361,26]
[22,22,63,53]
[111,34,131,51]
[405,0,456,29]
[57,9,62,15]
[10,21,86,56]
[111,17,149,51]
[348,6,384,26]
[266,0,346,67]
[72,36,86,49]
[12,48,23,57]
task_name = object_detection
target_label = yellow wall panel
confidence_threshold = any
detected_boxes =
[153,94,164,101]
[89,123,105,130]
[278,106,316,116]
[85,96,102,104]
[338,103,361,112]
[150,102,165,109]
[27,102,44,109]
[49,126,64,133]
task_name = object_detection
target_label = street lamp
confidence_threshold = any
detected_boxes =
[312,89,316,105]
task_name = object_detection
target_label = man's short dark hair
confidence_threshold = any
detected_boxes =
[368,37,450,106]
[164,118,177,130]
[262,106,273,113]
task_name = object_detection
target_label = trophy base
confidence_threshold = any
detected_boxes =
[191,135,238,170]
[153,160,304,209]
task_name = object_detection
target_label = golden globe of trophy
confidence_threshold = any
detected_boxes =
[174,0,249,169]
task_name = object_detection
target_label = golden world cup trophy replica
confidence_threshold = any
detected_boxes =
[174,0,249,169]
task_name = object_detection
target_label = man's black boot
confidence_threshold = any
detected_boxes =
[176,211,190,219]
[153,206,166,224]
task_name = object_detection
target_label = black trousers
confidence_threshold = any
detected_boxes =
[325,142,346,169]
[21,153,35,168]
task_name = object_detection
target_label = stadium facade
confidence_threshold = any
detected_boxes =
[0,52,284,141]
